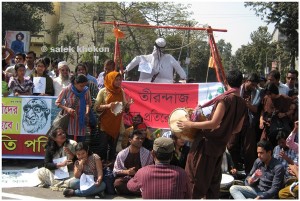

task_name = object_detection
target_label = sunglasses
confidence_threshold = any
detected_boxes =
[286,77,296,81]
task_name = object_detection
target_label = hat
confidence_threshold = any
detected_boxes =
[155,38,166,48]
[58,61,68,69]
[153,137,174,153]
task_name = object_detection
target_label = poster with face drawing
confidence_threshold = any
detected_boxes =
[21,98,52,134]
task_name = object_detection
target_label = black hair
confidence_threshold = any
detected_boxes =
[14,63,26,73]
[246,73,260,83]
[26,51,36,58]
[15,52,26,60]
[129,129,144,140]
[75,142,93,156]
[45,127,70,156]
[287,69,298,78]
[153,151,173,161]
[104,59,115,69]
[75,63,88,75]
[52,59,61,68]
[268,70,280,80]
[276,130,287,141]
[16,32,24,40]
[70,74,88,84]
[226,69,243,88]
[257,140,273,153]
[265,82,279,95]
[43,57,51,67]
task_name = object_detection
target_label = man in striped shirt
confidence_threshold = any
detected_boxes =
[127,137,191,199]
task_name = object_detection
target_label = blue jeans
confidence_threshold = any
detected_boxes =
[69,178,106,197]
[229,185,261,199]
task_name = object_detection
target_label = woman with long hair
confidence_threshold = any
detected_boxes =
[37,127,77,188]
[30,58,54,96]
[63,142,106,197]
[55,74,92,142]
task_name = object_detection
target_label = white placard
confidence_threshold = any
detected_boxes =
[138,60,152,74]
[33,77,46,94]
[53,156,69,179]
[2,167,40,188]
[80,173,94,190]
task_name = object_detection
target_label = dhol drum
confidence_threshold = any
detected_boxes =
[220,174,234,191]
[111,101,123,116]
[168,108,196,141]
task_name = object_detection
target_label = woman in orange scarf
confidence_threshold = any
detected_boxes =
[94,71,129,162]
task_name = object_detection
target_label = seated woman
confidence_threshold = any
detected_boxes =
[37,127,77,188]
[63,142,106,197]
[8,63,33,96]
[170,134,190,169]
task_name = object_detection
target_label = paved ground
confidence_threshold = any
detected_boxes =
[2,159,139,200]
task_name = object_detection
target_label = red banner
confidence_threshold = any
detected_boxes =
[2,134,47,159]
[122,82,199,128]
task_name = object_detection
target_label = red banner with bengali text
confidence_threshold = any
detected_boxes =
[122,82,199,128]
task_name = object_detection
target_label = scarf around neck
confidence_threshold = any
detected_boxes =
[71,84,88,129]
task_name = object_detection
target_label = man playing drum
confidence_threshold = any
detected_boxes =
[177,69,247,199]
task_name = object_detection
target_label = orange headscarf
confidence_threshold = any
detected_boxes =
[101,71,124,139]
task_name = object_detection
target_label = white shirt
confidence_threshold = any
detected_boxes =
[25,65,34,78]
[279,82,289,95]
[53,76,71,96]
[125,53,186,83]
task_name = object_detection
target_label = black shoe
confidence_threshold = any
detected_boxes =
[63,188,74,197]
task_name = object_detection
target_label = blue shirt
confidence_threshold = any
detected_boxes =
[86,74,98,86]
[248,157,284,199]
[273,146,298,178]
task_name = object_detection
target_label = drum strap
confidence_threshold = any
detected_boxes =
[201,88,239,108]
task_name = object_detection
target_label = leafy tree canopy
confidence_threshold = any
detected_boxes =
[2,2,54,41]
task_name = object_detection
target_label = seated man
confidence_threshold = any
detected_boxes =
[121,114,153,150]
[279,164,299,199]
[127,137,191,199]
[113,130,153,196]
[229,140,285,199]
[273,130,298,181]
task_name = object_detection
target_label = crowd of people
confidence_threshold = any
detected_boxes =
[2,38,299,199]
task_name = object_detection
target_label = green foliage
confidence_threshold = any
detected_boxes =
[245,2,298,68]
[2,2,54,42]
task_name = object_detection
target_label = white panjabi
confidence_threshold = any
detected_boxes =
[125,39,186,83]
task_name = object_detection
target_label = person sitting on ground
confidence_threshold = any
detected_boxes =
[122,122,153,151]
[278,163,299,199]
[127,137,191,199]
[229,140,285,199]
[170,134,190,169]
[221,148,238,179]
[113,130,153,196]
[63,142,106,197]
[37,127,77,188]
[273,130,298,181]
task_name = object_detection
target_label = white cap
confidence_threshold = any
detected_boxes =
[155,38,166,48]
[58,61,68,69]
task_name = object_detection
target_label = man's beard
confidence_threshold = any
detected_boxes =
[60,74,70,81]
